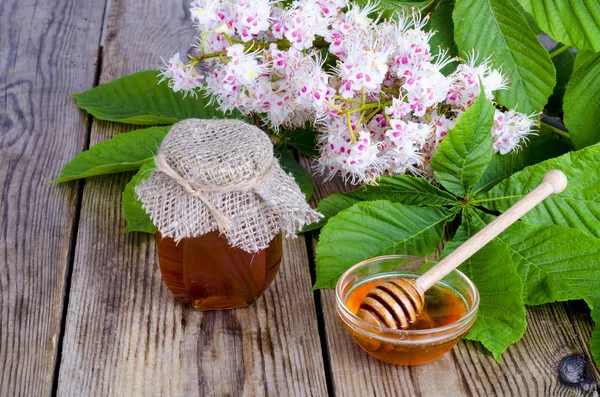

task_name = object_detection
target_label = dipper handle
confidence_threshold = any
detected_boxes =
[416,170,567,292]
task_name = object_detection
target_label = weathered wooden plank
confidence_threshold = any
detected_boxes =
[0,0,106,395]
[300,156,599,396]
[565,301,600,383]
[56,0,328,395]
[452,304,598,396]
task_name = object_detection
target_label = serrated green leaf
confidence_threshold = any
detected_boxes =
[314,201,456,289]
[51,126,170,183]
[276,148,314,201]
[303,195,361,232]
[358,175,460,206]
[472,131,571,195]
[303,175,459,232]
[468,207,600,365]
[122,161,156,234]
[516,0,600,52]
[469,208,600,306]
[431,91,495,197]
[453,0,556,113]
[441,211,526,362]
[564,52,600,149]
[474,145,600,238]
[428,0,457,76]
[545,49,575,117]
[72,70,244,125]
[509,0,543,34]
[574,50,597,70]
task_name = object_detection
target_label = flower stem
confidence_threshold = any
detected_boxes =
[222,33,234,45]
[365,105,383,123]
[198,51,228,61]
[356,112,364,128]
[541,121,569,138]
[245,40,272,51]
[549,44,569,58]
[325,100,343,112]
[340,101,389,116]
[347,113,357,144]
[335,96,362,104]
[383,111,391,126]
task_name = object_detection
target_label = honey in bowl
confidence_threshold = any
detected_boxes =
[346,277,468,331]
[336,261,478,367]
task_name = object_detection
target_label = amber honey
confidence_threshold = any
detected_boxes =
[156,231,283,311]
[342,275,470,365]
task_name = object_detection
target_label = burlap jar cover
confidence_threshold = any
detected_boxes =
[136,119,322,253]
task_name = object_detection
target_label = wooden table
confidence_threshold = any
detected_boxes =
[2,0,599,395]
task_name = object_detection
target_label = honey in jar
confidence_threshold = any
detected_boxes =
[156,231,283,311]
[342,274,471,365]
[136,119,321,311]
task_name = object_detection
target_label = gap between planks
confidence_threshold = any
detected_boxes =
[0,0,109,394]
[54,0,329,394]
[50,5,110,397]
[293,145,335,397]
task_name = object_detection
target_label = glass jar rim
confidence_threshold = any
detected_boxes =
[335,254,480,338]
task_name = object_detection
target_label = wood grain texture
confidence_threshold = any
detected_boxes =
[58,174,328,396]
[565,301,600,383]
[452,304,598,396]
[56,0,328,395]
[300,156,599,396]
[0,0,105,395]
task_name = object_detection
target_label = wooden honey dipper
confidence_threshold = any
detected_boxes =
[357,170,568,329]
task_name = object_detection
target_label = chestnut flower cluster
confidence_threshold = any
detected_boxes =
[160,0,537,183]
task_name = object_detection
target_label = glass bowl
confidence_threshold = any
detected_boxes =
[336,255,479,366]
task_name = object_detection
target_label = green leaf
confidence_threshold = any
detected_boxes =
[276,148,314,201]
[354,175,460,206]
[574,50,597,70]
[359,0,436,18]
[431,91,495,197]
[72,70,244,125]
[303,175,459,231]
[314,201,456,289]
[428,0,457,76]
[475,145,600,238]
[122,161,156,234]
[441,211,526,362]
[51,126,170,183]
[468,208,600,306]
[508,0,543,34]
[279,124,319,157]
[303,195,361,233]
[472,131,571,195]
[453,0,556,113]
[564,52,600,149]
[516,0,600,52]
[545,49,575,117]
[469,208,600,365]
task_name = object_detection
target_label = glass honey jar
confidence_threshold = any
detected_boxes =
[135,119,321,311]
[156,231,283,310]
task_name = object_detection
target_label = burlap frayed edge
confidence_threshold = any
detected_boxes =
[136,160,322,253]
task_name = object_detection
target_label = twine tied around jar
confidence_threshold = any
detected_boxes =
[154,154,275,231]
[136,118,322,253]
